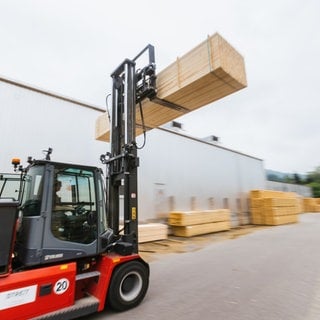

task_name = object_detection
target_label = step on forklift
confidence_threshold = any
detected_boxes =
[0,45,157,320]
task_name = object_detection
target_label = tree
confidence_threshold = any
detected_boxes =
[293,173,302,184]
[306,166,320,198]
[308,182,320,198]
[267,173,282,182]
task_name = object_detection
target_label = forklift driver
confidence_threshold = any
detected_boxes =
[52,179,73,240]
[51,178,94,243]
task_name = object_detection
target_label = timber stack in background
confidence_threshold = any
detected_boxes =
[137,223,168,243]
[137,193,320,243]
[168,209,231,237]
[249,190,301,226]
[302,198,320,212]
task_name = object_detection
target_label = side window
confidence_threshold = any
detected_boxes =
[0,174,21,201]
[20,166,44,216]
[51,168,97,244]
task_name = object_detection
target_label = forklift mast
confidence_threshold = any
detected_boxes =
[104,45,156,253]
[0,46,156,319]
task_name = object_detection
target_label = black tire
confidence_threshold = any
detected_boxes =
[107,260,149,311]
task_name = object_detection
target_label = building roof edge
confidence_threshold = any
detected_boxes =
[158,126,263,162]
[0,74,106,113]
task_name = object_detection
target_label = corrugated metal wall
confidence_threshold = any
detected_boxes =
[137,128,266,223]
[0,78,107,172]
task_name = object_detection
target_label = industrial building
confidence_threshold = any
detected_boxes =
[2,75,307,224]
[137,125,265,223]
[0,76,106,172]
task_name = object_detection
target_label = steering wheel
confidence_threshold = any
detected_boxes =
[74,202,87,215]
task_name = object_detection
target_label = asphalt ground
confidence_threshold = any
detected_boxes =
[87,213,320,320]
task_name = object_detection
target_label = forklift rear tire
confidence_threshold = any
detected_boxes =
[107,260,149,311]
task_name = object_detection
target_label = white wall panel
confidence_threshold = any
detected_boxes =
[1,78,266,224]
[0,80,107,172]
[138,129,265,222]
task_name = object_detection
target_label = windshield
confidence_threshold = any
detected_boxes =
[0,173,21,201]
[52,166,108,243]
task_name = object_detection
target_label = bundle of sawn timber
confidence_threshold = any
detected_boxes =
[250,190,300,226]
[302,198,320,212]
[95,33,247,142]
[168,209,231,237]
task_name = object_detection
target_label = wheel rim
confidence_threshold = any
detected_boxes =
[119,271,143,302]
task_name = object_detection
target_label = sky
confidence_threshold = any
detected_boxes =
[0,0,319,174]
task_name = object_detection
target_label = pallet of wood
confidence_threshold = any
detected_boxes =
[139,223,168,243]
[250,190,297,199]
[96,33,247,141]
[302,198,320,212]
[250,190,300,226]
[119,223,168,243]
[168,209,231,237]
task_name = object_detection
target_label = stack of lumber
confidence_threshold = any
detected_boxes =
[119,223,168,243]
[138,223,168,243]
[168,209,231,237]
[302,198,320,212]
[250,190,300,226]
[96,33,247,141]
[95,112,110,143]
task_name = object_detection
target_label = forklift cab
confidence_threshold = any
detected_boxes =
[15,160,113,267]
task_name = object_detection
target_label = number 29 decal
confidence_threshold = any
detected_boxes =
[54,278,70,295]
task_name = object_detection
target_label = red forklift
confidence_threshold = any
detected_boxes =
[0,45,157,319]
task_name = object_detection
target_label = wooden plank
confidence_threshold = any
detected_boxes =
[171,221,231,237]
[263,206,299,217]
[250,207,262,216]
[168,209,230,226]
[250,198,264,208]
[303,198,320,212]
[264,214,298,226]
[262,198,299,207]
[95,113,110,142]
[251,198,299,209]
[96,33,247,141]
[250,211,299,225]
[251,215,264,225]
[119,223,168,243]
[250,190,297,199]
[138,223,168,243]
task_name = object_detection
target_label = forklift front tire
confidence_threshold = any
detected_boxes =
[107,260,149,311]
